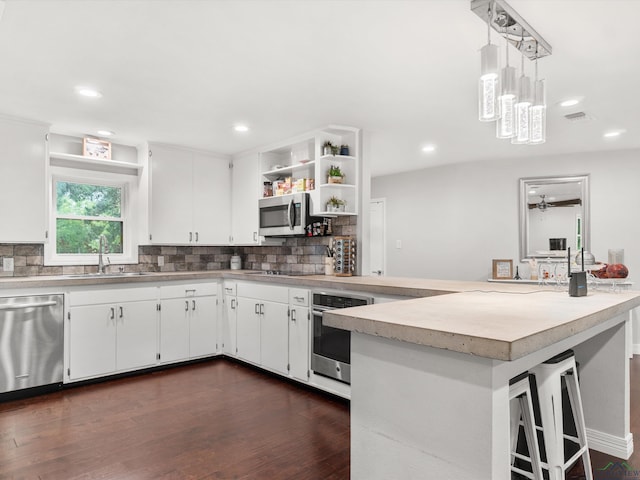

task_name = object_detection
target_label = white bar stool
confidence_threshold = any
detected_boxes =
[531,350,593,480]
[509,372,544,480]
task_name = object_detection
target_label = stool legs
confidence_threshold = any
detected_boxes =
[533,358,593,480]
[510,376,544,480]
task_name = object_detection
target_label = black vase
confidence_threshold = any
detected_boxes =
[339,146,349,156]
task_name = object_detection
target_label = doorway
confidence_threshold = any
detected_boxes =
[369,198,386,276]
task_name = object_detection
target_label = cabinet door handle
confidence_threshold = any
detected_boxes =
[225,287,233,293]
[119,306,124,318]
[185,300,189,312]
[110,307,115,320]
[259,303,264,315]
[255,303,259,315]
[189,232,193,242]
[253,231,257,242]
[195,232,199,242]
[291,309,296,322]
[294,296,305,302]
[192,300,196,311]
[231,298,236,309]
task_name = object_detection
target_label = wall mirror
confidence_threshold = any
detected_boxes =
[519,175,590,260]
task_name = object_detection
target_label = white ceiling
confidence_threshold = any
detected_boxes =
[0,0,637,177]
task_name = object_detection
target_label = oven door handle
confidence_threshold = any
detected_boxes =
[312,309,330,317]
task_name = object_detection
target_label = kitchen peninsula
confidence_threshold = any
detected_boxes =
[324,287,640,479]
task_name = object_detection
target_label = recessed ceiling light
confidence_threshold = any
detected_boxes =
[560,99,580,107]
[603,129,626,138]
[76,86,102,98]
[558,97,584,108]
[421,144,436,153]
[97,130,114,136]
[234,124,249,133]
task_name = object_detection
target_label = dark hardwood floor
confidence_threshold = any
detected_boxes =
[2,356,640,479]
[0,360,349,479]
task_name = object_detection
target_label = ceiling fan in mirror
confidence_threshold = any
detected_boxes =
[528,194,582,211]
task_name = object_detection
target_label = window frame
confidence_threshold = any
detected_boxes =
[45,169,138,266]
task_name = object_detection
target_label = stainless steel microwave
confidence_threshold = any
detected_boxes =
[259,193,312,237]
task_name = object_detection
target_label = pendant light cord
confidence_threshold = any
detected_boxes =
[534,42,539,81]
[487,4,492,45]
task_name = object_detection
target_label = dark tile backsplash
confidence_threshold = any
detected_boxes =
[0,216,357,277]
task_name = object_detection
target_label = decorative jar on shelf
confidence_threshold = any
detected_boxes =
[339,145,349,156]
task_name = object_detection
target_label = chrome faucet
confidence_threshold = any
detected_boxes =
[98,234,109,274]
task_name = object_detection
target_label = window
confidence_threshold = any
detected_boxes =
[46,172,137,266]
[55,181,123,254]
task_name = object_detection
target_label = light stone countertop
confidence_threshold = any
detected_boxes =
[3,270,638,362]
[0,271,518,297]
[323,288,640,360]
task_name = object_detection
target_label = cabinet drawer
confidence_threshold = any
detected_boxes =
[289,288,309,307]
[222,282,236,296]
[69,286,157,306]
[160,282,218,299]
[237,282,288,304]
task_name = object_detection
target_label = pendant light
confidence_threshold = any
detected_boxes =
[512,39,532,145]
[528,45,547,144]
[478,3,500,122]
[496,38,517,138]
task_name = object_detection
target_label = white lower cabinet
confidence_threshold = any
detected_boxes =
[159,283,218,364]
[67,287,158,381]
[235,282,289,374]
[288,288,310,382]
[222,282,237,356]
[260,300,289,375]
[236,297,261,364]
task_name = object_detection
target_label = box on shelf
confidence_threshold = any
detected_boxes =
[292,178,306,193]
[283,177,292,195]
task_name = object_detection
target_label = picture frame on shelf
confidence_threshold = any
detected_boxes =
[492,259,513,280]
[83,137,111,160]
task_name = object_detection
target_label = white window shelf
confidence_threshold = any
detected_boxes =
[49,152,143,175]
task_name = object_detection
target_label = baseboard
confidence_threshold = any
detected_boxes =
[586,428,634,460]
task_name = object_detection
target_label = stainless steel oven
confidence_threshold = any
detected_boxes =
[311,291,372,384]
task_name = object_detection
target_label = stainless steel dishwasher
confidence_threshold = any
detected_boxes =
[0,294,64,394]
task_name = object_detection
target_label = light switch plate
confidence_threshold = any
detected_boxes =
[3,257,14,272]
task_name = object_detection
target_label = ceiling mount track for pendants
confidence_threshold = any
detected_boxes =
[470,0,552,60]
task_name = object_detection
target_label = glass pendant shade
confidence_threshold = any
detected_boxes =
[496,65,517,138]
[529,78,547,144]
[512,75,532,144]
[479,44,500,122]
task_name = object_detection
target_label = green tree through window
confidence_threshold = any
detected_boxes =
[55,181,124,254]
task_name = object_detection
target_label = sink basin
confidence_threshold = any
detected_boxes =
[63,272,150,279]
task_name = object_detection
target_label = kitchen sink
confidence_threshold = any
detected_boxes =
[62,272,151,279]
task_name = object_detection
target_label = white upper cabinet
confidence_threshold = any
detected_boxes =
[0,116,48,243]
[149,143,231,245]
[230,151,260,245]
[193,152,230,245]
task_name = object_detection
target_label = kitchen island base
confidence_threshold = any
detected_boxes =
[350,313,631,479]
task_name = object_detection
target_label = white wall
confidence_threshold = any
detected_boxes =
[371,148,640,283]
[372,147,640,348]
